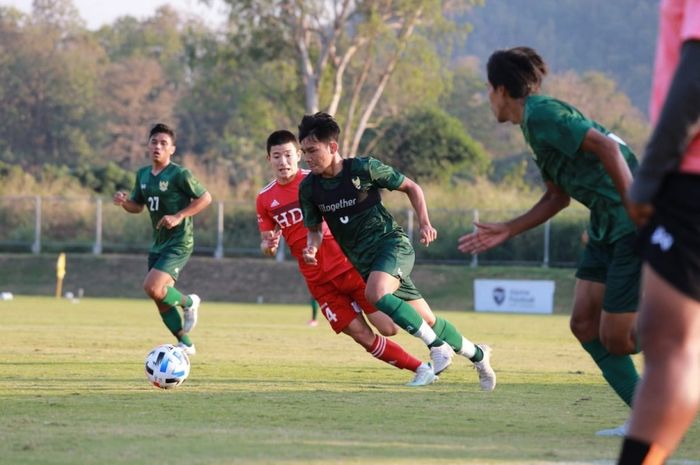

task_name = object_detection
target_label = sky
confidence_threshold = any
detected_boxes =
[1,0,228,29]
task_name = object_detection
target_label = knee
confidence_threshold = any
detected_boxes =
[375,322,398,337]
[347,328,375,350]
[569,314,598,342]
[143,283,165,300]
[600,333,636,356]
[364,288,384,306]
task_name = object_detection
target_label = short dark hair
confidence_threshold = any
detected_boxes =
[266,130,298,155]
[149,123,176,143]
[298,112,340,144]
[486,47,548,99]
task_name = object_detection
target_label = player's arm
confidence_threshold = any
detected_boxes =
[628,40,700,225]
[458,180,570,254]
[580,128,633,208]
[157,191,212,230]
[396,177,437,246]
[302,224,323,265]
[113,190,144,213]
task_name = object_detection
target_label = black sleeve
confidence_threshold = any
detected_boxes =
[629,40,700,203]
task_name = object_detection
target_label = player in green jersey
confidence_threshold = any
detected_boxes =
[297,112,496,391]
[113,123,212,356]
[458,47,640,434]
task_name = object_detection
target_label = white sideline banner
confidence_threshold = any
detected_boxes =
[474,279,555,314]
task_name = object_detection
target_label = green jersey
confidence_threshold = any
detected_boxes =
[129,162,207,253]
[299,156,409,276]
[521,95,638,243]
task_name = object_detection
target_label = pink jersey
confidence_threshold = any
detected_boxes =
[651,0,700,172]
[256,170,353,284]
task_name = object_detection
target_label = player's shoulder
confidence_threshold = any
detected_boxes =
[258,178,279,196]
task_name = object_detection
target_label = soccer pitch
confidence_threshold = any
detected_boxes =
[1,297,698,465]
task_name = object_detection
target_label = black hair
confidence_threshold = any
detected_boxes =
[149,123,176,143]
[297,112,340,144]
[486,46,548,99]
[266,130,298,155]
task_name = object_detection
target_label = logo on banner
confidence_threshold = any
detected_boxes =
[492,287,505,305]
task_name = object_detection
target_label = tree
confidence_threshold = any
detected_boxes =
[362,107,489,183]
[221,0,479,156]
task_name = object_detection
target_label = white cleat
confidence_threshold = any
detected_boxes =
[473,344,496,391]
[183,294,200,334]
[595,420,629,437]
[406,363,438,387]
[430,343,455,375]
[177,342,196,357]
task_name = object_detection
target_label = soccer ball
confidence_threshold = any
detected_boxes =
[145,344,190,389]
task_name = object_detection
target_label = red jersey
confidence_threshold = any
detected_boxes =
[256,170,353,284]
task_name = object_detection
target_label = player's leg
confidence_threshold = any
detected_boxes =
[308,298,319,326]
[573,279,638,412]
[315,284,434,385]
[364,239,447,352]
[144,268,195,354]
[618,266,700,464]
[407,296,495,390]
[149,250,200,334]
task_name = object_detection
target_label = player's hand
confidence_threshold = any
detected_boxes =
[302,246,318,265]
[419,223,437,246]
[624,194,654,228]
[156,214,184,230]
[457,221,510,254]
[113,191,128,206]
[260,230,282,256]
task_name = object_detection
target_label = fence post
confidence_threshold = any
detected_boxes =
[470,208,479,268]
[543,219,551,268]
[31,195,41,254]
[214,201,224,259]
[275,237,286,262]
[406,208,414,244]
[93,197,103,255]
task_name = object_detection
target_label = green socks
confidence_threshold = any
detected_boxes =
[432,316,483,362]
[161,286,192,308]
[159,307,193,345]
[160,306,183,337]
[375,293,425,334]
[311,299,319,320]
[582,338,640,407]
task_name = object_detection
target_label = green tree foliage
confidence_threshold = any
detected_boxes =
[0,2,104,169]
[363,107,489,183]
[454,0,657,111]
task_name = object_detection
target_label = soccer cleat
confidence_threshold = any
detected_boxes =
[430,343,455,375]
[183,294,200,334]
[473,343,496,391]
[406,362,438,387]
[307,319,319,327]
[177,342,196,357]
[595,420,629,437]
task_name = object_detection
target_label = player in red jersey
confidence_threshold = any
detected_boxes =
[256,130,436,386]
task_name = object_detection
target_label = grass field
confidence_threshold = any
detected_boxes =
[1,296,699,465]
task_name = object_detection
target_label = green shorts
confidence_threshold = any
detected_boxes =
[370,236,423,301]
[148,248,192,281]
[575,232,640,313]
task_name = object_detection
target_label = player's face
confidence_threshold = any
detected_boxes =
[300,137,337,176]
[148,133,176,165]
[488,83,509,123]
[268,142,300,184]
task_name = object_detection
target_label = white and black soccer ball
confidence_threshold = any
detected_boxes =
[145,344,190,389]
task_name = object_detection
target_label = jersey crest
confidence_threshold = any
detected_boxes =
[159,180,169,192]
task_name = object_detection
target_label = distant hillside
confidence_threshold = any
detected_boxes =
[456,0,658,112]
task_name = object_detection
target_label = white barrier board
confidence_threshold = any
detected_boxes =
[474,279,555,314]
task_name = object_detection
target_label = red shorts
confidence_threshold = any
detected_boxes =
[308,268,378,333]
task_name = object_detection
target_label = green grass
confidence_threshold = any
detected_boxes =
[1,296,698,465]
